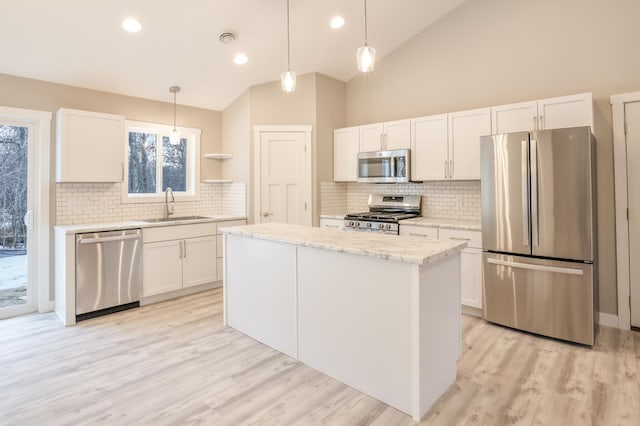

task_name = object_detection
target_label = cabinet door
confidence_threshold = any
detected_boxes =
[383,119,411,150]
[183,236,217,288]
[439,229,483,309]
[448,108,491,180]
[56,108,125,182]
[319,218,344,229]
[411,114,448,181]
[399,224,438,239]
[460,248,483,309]
[538,93,593,131]
[359,123,384,152]
[491,101,538,134]
[333,127,359,182]
[143,240,183,296]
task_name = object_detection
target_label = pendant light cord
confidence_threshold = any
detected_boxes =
[286,0,291,71]
[173,90,177,131]
[363,0,368,46]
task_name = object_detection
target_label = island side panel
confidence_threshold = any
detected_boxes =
[54,228,76,326]
[416,253,460,420]
[297,246,414,416]
[225,234,297,358]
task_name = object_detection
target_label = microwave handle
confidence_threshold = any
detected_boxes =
[390,155,396,177]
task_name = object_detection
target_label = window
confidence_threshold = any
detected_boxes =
[123,121,200,202]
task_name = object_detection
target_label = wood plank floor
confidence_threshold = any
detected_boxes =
[1,288,638,425]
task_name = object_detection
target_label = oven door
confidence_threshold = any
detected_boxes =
[357,150,410,183]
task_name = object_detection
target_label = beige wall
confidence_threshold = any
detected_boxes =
[346,0,640,315]
[0,73,222,180]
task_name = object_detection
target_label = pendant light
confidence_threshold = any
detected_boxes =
[280,0,296,92]
[356,0,376,73]
[169,86,181,145]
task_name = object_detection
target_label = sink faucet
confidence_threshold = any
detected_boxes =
[164,187,175,218]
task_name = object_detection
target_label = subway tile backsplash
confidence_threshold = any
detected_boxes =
[56,182,246,225]
[321,180,481,221]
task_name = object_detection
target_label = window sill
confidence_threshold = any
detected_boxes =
[121,193,200,204]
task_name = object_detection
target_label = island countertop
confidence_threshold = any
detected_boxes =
[221,223,467,265]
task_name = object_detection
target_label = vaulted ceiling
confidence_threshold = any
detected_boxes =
[1,0,467,110]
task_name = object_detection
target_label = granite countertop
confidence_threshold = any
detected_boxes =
[402,217,481,231]
[55,214,247,234]
[221,222,467,266]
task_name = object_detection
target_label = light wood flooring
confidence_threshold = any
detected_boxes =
[1,288,639,425]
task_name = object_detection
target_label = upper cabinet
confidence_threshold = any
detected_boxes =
[411,108,490,181]
[333,126,359,182]
[447,108,491,180]
[359,119,410,152]
[491,92,593,134]
[411,114,448,181]
[56,108,125,182]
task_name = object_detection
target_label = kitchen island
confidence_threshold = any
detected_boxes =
[221,223,466,421]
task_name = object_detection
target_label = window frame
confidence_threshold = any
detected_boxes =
[122,120,201,203]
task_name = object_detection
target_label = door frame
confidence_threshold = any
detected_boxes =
[611,91,640,330]
[252,126,312,226]
[0,106,52,316]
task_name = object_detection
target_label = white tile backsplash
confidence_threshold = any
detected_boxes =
[320,181,480,221]
[56,182,246,225]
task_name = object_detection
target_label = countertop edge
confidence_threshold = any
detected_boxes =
[55,215,247,234]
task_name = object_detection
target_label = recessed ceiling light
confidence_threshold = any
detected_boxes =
[330,16,345,29]
[122,18,142,33]
[234,53,248,65]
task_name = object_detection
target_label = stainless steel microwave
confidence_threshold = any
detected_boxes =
[357,149,410,183]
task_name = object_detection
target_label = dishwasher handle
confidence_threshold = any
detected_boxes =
[78,234,141,244]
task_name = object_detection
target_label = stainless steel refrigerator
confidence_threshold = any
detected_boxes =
[480,126,597,345]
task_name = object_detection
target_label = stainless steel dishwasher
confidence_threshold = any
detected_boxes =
[76,228,142,321]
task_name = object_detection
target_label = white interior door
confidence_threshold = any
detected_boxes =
[259,130,310,225]
[626,101,640,328]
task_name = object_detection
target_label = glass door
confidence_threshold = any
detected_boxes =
[0,121,35,318]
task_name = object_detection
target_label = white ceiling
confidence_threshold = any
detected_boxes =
[1,0,467,111]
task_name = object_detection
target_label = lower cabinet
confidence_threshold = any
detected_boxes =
[216,220,247,281]
[319,218,344,229]
[401,225,483,310]
[143,223,217,297]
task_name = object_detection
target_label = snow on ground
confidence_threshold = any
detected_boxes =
[0,255,27,307]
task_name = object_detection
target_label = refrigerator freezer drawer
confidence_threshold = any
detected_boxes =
[483,253,595,345]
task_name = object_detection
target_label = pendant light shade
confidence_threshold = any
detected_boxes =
[281,0,296,92]
[169,86,181,145]
[357,0,376,73]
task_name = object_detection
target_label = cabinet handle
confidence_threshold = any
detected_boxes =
[121,163,124,181]
[448,237,470,241]
[450,160,454,178]
[444,160,448,178]
[326,225,339,228]
[539,115,544,129]
[183,240,187,258]
[533,116,537,131]
[409,232,429,237]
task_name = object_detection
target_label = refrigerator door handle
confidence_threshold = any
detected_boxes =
[530,139,539,247]
[521,140,529,247]
[486,258,584,276]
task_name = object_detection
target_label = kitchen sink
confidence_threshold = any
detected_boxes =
[141,215,210,223]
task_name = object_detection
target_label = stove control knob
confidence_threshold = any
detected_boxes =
[367,222,372,228]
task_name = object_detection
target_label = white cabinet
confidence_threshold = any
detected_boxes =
[359,119,410,152]
[411,114,448,181]
[319,218,344,230]
[491,93,593,134]
[56,108,125,182]
[400,224,483,309]
[216,220,246,281]
[333,127,359,182]
[448,108,491,180]
[410,108,489,181]
[142,223,217,297]
[438,228,482,309]
[399,224,438,239]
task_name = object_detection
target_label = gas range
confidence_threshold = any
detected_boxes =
[344,194,421,235]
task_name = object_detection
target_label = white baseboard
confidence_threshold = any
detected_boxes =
[598,312,620,328]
